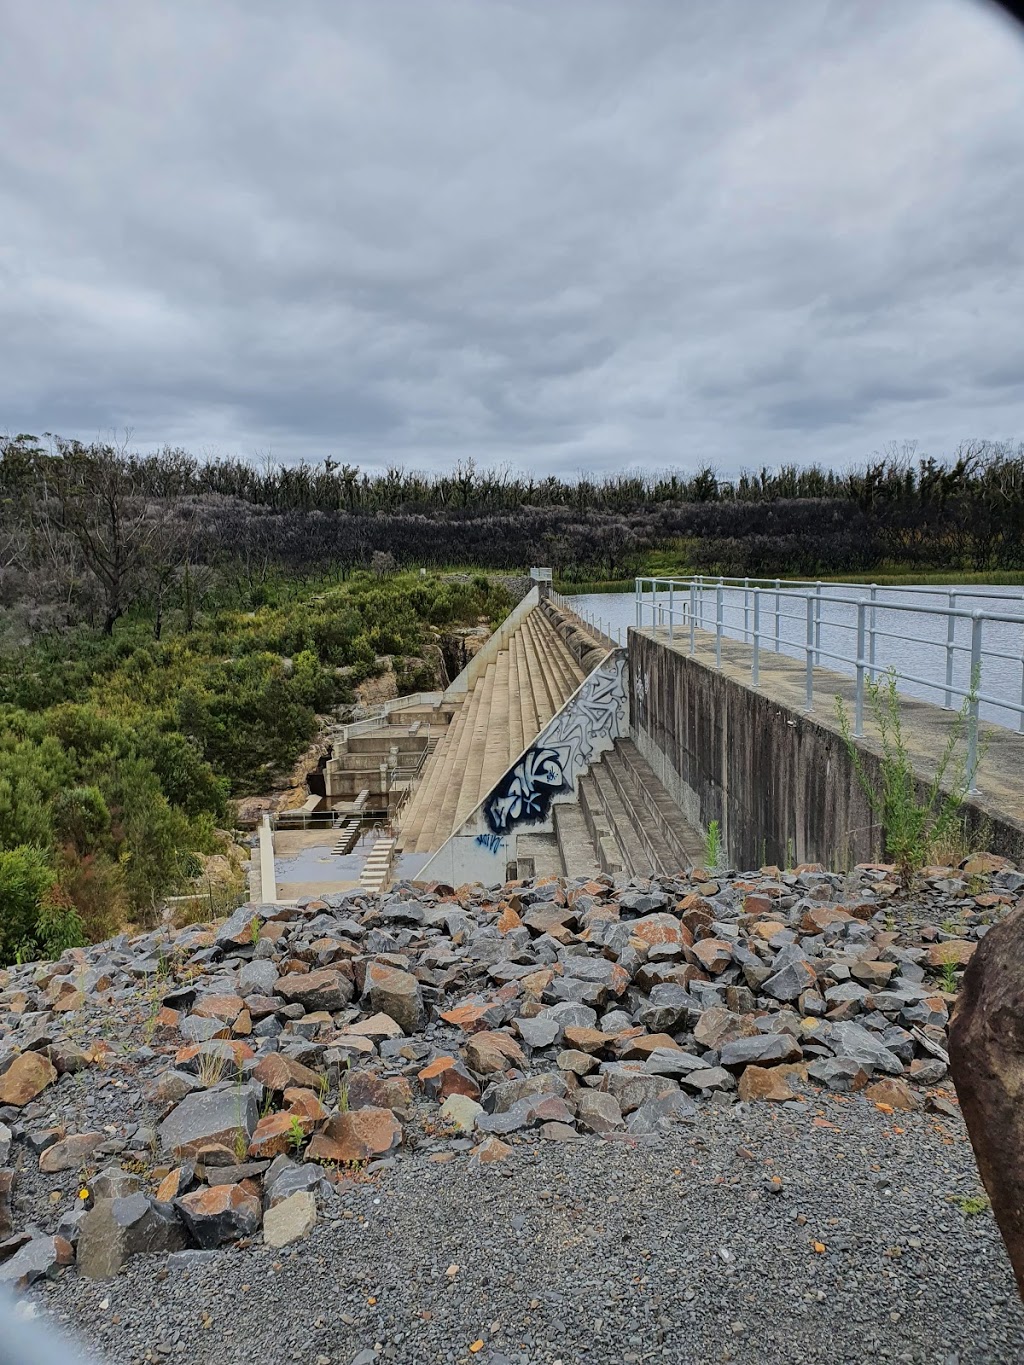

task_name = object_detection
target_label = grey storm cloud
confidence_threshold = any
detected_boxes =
[2,0,1023,476]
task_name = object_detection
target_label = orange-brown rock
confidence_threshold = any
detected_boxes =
[801,906,853,935]
[345,1071,415,1116]
[737,1066,797,1103]
[175,1181,262,1246]
[630,914,693,949]
[305,1106,402,1164]
[248,1111,314,1158]
[865,1078,921,1112]
[463,1031,527,1075]
[0,1051,57,1107]
[192,994,245,1023]
[252,1053,322,1094]
[689,939,734,974]
[561,1026,611,1055]
[496,903,522,934]
[616,1034,679,1062]
[156,1167,189,1202]
[473,1136,513,1164]
[750,921,787,941]
[439,1002,502,1033]
[416,1057,481,1102]
[926,940,977,968]
[284,1087,331,1123]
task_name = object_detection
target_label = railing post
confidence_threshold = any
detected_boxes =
[635,579,641,629]
[774,578,781,650]
[650,577,656,632]
[698,575,705,629]
[805,595,814,711]
[855,599,867,737]
[944,590,956,709]
[668,580,674,642]
[968,612,983,793]
[689,582,696,656]
[743,577,750,643]
[752,590,760,686]
[814,580,822,664]
[716,585,723,669]
[868,584,878,679]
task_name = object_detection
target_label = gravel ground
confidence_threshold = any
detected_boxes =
[36,1093,1024,1365]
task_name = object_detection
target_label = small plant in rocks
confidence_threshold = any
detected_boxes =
[705,819,722,869]
[835,667,980,889]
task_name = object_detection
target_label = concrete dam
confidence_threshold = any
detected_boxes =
[255,572,1024,900]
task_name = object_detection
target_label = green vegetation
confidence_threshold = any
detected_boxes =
[954,1194,991,1216]
[0,569,512,961]
[704,819,722,869]
[835,668,979,888]
[938,961,960,994]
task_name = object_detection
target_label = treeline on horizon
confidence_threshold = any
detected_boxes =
[3,434,1024,620]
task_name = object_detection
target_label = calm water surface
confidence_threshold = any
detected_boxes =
[570,584,1024,731]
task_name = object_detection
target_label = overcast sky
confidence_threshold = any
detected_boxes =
[2,0,1023,478]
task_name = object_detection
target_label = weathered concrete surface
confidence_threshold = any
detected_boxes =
[629,626,1024,868]
[949,904,1024,1300]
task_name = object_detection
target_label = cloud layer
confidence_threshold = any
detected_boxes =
[2,0,1023,476]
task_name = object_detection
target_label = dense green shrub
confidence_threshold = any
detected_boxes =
[0,569,512,951]
[0,845,57,964]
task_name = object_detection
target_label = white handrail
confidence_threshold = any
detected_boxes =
[635,574,1024,794]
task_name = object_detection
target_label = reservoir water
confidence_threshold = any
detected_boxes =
[569,584,1024,732]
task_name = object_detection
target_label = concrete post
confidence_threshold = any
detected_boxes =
[945,590,957,709]
[259,815,277,904]
[751,590,760,686]
[715,585,723,670]
[855,600,867,737]
[968,612,983,793]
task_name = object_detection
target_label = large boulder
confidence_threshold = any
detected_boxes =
[263,1190,317,1248]
[305,1106,402,1163]
[276,968,354,1013]
[949,905,1024,1298]
[78,1195,187,1278]
[361,962,425,1034]
[0,1052,57,1107]
[175,1182,262,1247]
[158,1086,259,1162]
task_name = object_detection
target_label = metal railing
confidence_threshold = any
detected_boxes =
[549,589,627,646]
[635,575,1024,789]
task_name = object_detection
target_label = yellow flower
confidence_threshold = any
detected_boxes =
[79,1188,90,1201]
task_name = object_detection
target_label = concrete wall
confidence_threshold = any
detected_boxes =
[629,630,1024,869]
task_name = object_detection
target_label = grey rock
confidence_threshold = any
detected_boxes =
[239,959,279,995]
[643,1048,711,1077]
[680,1066,736,1094]
[78,1195,187,1278]
[512,1016,562,1050]
[484,1073,568,1114]
[179,1015,227,1044]
[826,1021,904,1076]
[0,1235,70,1288]
[575,1090,624,1134]
[718,1034,803,1069]
[158,1086,259,1160]
[627,1090,698,1133]
[637,984,697,1033]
